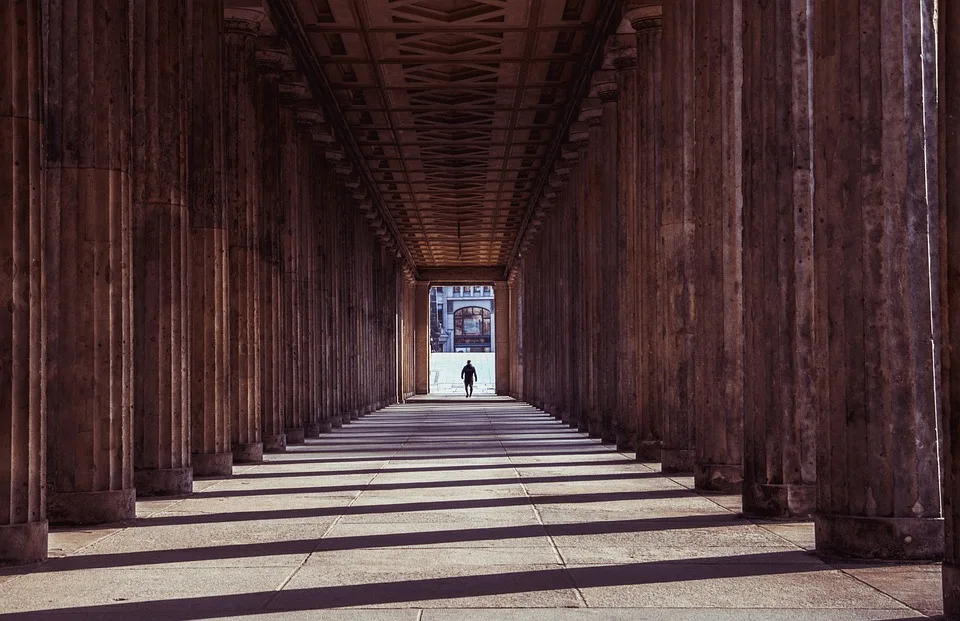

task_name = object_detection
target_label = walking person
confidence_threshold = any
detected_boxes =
[461,360,478,398]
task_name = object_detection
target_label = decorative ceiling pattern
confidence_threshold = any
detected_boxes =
[287,0,603,268]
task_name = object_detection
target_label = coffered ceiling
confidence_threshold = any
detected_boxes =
[273,0,610,272]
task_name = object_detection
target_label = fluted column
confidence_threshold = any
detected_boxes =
[0,0,46,562]
[131,0,192,496]
[812,0,941,559]
[44,0,135,524]
[223,8,264,464]
[188,0,231,476]
[494,282,511,395]
[741,0,815,518]
[255,44,286,452]
[658,0,696,473]
[610,30,640,453]
[624,3,663,461]
[943,0,960,612]
[691,0,744,493]
[414,282,430,394]
[278,99,303,444]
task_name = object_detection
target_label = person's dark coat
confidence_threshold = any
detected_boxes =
[461,364,478,383]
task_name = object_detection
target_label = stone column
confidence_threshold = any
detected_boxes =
[131,0,192,496]
[658,0,696,473]
[578,103,602,437]
[0,0,46,562]
[494,281,511,395]
[44,0,135,524]
[278,94,304,445]
[595,69,619,446]
[741,0,816,518]
[297,111,321,438]
[609,29,641,453]
[812,0,941,559]
[414,282,430,394]
[943,0,960,612]
[255,43,287,452]
[691,0,744,493]
[625,3,663,461]
[223,8,264,464]
[188,0,232,476]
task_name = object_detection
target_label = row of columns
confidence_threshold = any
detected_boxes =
[511,0,944,564]
[0,0,408,564]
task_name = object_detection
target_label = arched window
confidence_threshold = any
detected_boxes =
[454,306,491,337]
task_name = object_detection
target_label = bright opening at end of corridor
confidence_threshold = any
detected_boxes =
[430,285,496,396]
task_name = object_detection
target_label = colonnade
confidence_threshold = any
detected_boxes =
[511,0,948,570]
[0,0,410,564]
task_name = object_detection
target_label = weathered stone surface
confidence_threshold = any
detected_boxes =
[941,0,960,614]
[0,0,47,562]
[658,0,696,474]
[188,0,232,477]
[131,0,192,498]
[812,0,941,560]
[224,8,264,464]
[43,0,136,525]
[256,43,287,454]
[691,0,744,495]
[741,0,815,519]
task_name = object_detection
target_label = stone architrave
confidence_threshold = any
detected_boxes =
[131,0,193,496]
[44,0,136,524]
[0,0,47,562]
[943,0,960,612]
[658,0,696,474]
[188,0,232,477]
[691,0,745,494]
[223,8,265,464]
[812,0,942,560]
[741,0,816,518]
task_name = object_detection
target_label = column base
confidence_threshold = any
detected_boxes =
[694,463,742,493]
[285,427,305,445]
[815,513,944,560]
[263,434,286,453]
[332,416,344,429]
[232,442,263,464]
[319,420,333,433]
[193,451,233,477]
[350,410,360,421]
[636,440,662,462]
[304,422,321,438]
[943,560,960,619]
[742,483,815,519]
[134,467,193,497]
[48,489,136,525]
[615,431,636,453]
[661,448,695,474]
[0,521,48,564]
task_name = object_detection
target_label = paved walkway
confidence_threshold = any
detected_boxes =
[0,401,942,620]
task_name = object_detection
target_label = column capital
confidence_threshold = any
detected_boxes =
[255,37,292,74]
[607,33,638,71]
[579,98,603,127]
[224,7,266,36]
[280,72,311,106]
[623,0,663,32]
[568,121,589,148]
[590,70,618,103]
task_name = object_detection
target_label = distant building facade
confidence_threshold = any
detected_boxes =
[430,285,495,353]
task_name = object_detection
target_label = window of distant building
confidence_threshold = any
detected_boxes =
[484,286,491,296]
[453,286,461,296]
[454,306,491,337]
